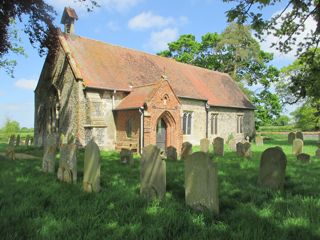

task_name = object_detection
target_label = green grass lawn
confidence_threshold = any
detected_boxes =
[0,135,319,240]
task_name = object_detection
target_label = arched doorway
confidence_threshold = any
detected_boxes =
[156,118,167,150]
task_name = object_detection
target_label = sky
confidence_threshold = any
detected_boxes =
[0,0,314,128]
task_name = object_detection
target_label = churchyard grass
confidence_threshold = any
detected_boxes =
[0,134,319,239]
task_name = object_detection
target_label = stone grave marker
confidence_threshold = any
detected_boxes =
[288,132,296,144]
[25,135,30,146]
[8,134,15,146]
[228,139,237,151]
[213,137,224,156]
[5,146,15,160]
[42,134,57,173]
[166,146,177,161]
[292,139,303,155]
[15,134,20,147]
[185,152,219,214]
[200,138,210,153]
[315,148,320,158]
[236,142,244,157]
[120,148,134,165]
[140,145,166,200]
[297,153,310,163]
[258,147,287,190]
[57,143,77,183]
[296,131,304,141]
[255,136,264,146]
[243,142,252,158]
[83,139,101,193]
[181,142,192,160]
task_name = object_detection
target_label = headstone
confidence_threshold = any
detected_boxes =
[236,142,244,157]
[213,137,224,156]
[200,138,210,153]
[57,143,77,183]
[140,145,166,200]
[25,135,30,146]
[292,139,303,155]
[166,146,177,161]
[288,132,296,144]
[258,147,287,190]
[255,136,264,146]
[228,139,237,151]
[243,142,252,158]
[83,140,101,193]
[185,152,219,214]
[315,148,320,158]
[15,134,20,147]
[42,134,57,173]
[245,136,250,142]
[120,148,134,165]
[5,146,15,160]
[296,131,304,141]
[8,134,15,146]
[297,153,310,163]
[180,142,192,160]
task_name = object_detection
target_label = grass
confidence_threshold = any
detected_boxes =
[0,134,320,240]
[258,125,299,132]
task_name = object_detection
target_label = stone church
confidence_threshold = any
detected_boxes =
[34,7,255,153]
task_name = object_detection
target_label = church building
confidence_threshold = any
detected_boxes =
[34,7,255,153]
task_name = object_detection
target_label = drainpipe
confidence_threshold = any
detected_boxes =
[139,107,144,154]
[205,102,210,139]
[112,90,116,110]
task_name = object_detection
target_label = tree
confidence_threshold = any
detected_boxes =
[1,118,20,137]
[291,101,320,131]
[274,115,291,126]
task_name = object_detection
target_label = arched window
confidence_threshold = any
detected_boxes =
[182,112,192,135]
[211,113,218,135]
[237,115,244,133]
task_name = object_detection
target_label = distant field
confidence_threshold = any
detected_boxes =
[0,130,34,143]
[258,125,299,132]
[0,134,319,239]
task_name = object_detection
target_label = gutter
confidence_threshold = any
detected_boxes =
[139,107,144,154]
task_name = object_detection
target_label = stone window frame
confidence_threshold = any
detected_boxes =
[126,118,133,138]
[210,112,219,135]
[182,111,193,135]
[237,114,244,134]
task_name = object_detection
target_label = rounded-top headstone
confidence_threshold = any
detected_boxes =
[213,137,224,156]
[181,142,192,160]
[296,131,304,141]
[288,132,296,144]
[292,139,303,155]
[84,139,101,192]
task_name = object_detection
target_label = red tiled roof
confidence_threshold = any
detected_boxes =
[59,34,255,109]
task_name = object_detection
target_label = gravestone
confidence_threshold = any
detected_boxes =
[15,134,21,147]
[5,146,15,160]
[245,136,250,142]
[213,137,224,156]
[296,131,304,141]
[288,132,296,144]
[83,140,101,193]
[243,142,252,158]
[57,143,77,183]
[258,147,287,190]
[236,142,244,157]
[292,139,303,155]
[181,142,192,160]
[185,152,219,214]
[8,134,15,146]
[42,134,57,173]
[25,135,30,146]
[120,148,134,165]
[315,148,320,158]
[228,139,237,151]
[166,146,177,161]
[297,153,310,163]
[140,145,166,200]
[200,138,210,153]
[255,136,264,146]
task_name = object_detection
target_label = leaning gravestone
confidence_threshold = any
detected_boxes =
[200,138,210,153]
[315,148,320,158]
[296,131,304,141]
[42,134,57,173]
[236,142,244,157]
[185,152,219,215]
[213,137,224,156]
[258,147,287,190]
[120,148,134,165]
[181,142,192,160]
[15,134,21,147]
[292,139,303,155]
[83,140,101,193]
[166,146,177,161]
[57,143,77,183]
[297,153,310,163]
[288,132,296,144]
[255,136,264,146]
[140,145,166,200]
[243,142,252,158]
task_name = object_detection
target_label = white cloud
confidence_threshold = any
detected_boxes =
[106,21,120,32]
[128,11,175,30]
[147,28,179,52]
[14,79,37,90]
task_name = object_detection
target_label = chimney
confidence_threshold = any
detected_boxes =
[60,7,78,34]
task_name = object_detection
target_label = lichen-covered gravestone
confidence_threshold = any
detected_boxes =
[57,143,77,183]
[236,142,244,157]
[255,136,264,146]
[200,138,210,153]
[315,148,320,158]
[180,142,192,160]
[243,142,252,158]
[288,132,296,144]
[297,153,310,163]
[120,148,134,165]
[166,146,177,161]
[185,152,219,214]
[296,131,304,141]
[213,137,224,156]
[42,134,57,173]
[140,145,166,200]
[258,147,287,190]
[292,139,303,155]
[83,139,101,193]
[15,134,20,147]
[228,139,237,151]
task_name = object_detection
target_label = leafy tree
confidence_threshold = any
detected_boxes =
[291,101,320,131]
[273,115,291,126]
[1,118,20,137]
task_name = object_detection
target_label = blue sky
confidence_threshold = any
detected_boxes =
[0,0,311,128]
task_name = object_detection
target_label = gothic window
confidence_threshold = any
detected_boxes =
[126,119,133,138]
[182,112,192,135]
[211,114,218,135]
[237,115,244,133]
[91,102,103,117]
